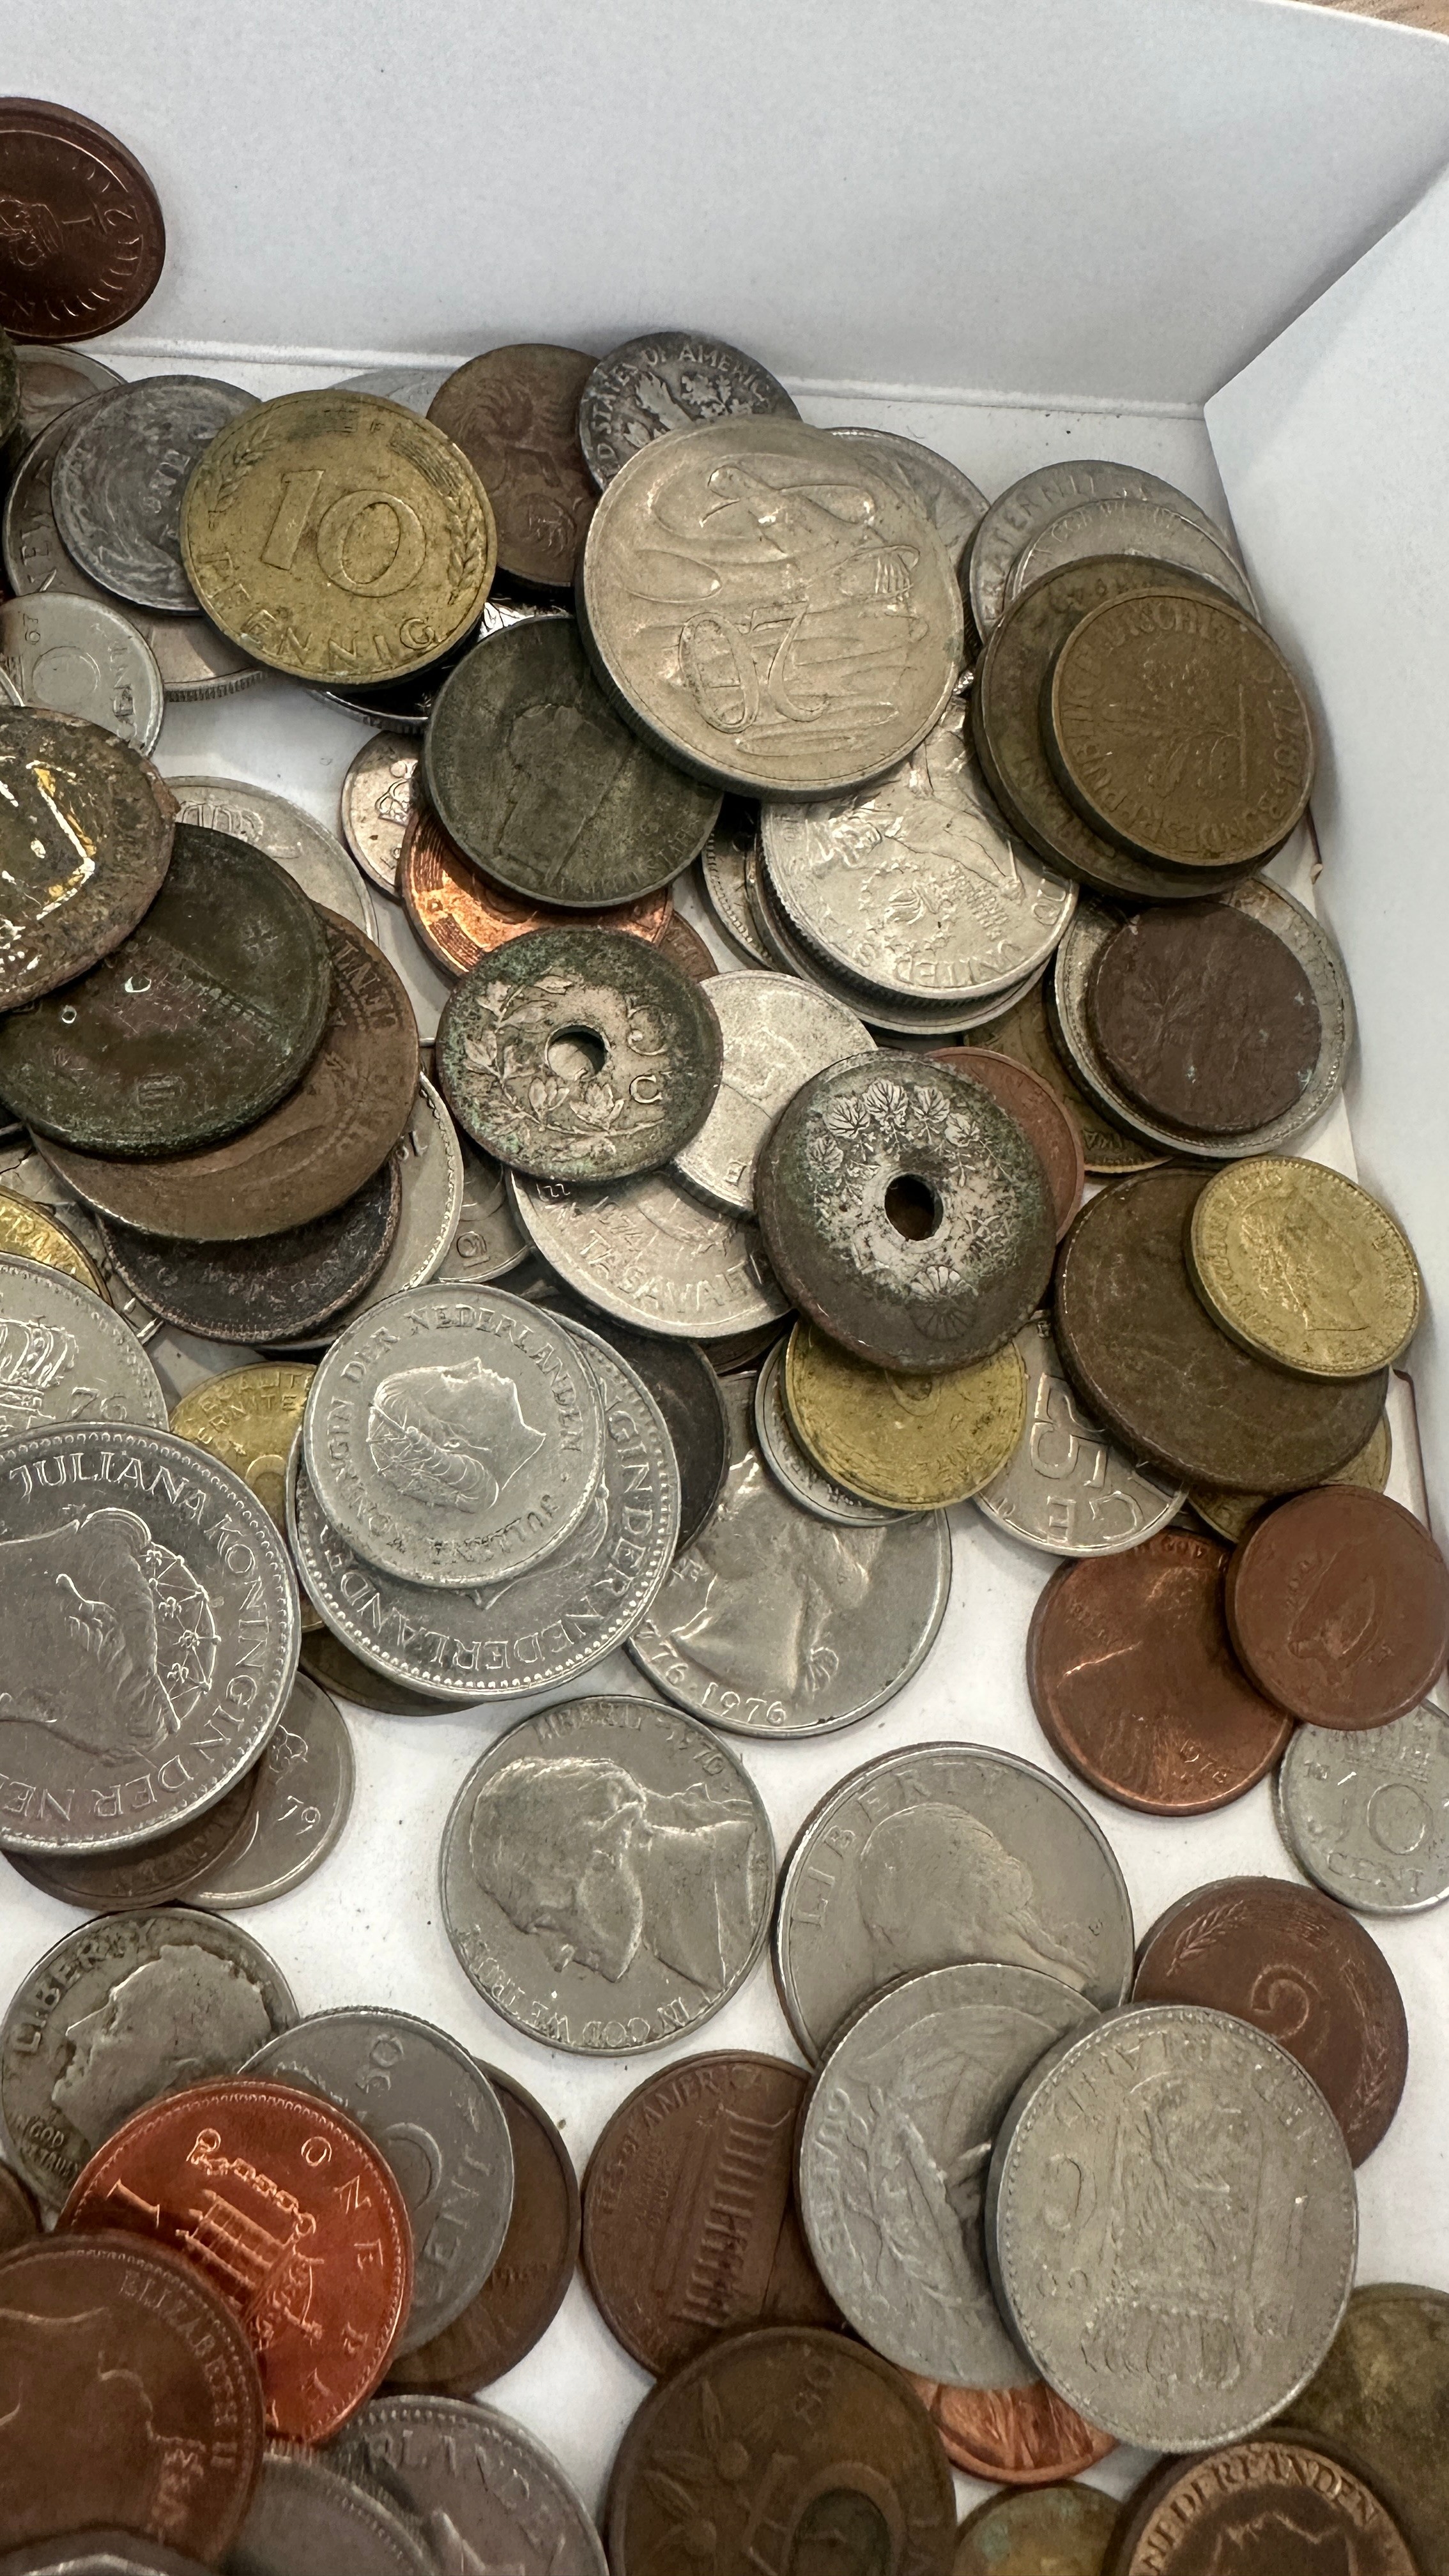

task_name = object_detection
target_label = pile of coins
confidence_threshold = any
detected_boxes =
[0,93,1446,2576]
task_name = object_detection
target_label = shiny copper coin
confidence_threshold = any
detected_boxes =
[399,795,671,975]
[58,2078,413,2442]
[935,1044,1085,1238]
[1227,1486,1449,1729]
[1109,2437,1418,2576]
[907,2374,1115,2487]
[0,2232,263,2559]
[582,2052,838,2377]
[1133,1874,1407,2164]
[0,2163,38,2257]
[0,100,165,341]
[1089,903,1322,1135]
[427,343,597,589]
[6,1768,256,1912]
[1027,1529,1294,1813]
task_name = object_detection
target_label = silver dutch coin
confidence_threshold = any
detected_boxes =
[507,1164,790,1340]
[163,774,378,939]
[672,971,872,1215]
[331,2395,606,2576]
[433,1130,530,1288]
[187,1672,355,1911]
[969,457,1238,638]
[974,1312,1185,1554]
[0,1254,166,1434]
[0,593,164,753]
[1276,1702,1449,1915]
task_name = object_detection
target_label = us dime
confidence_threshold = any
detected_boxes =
[52,374,258,613]
[1276,1703,1449,1914]
[0,1255,166,1434]
[433,1131,529,1286]
[798,1962,1098,2384]
[508,1165,790,1338]
[753,1338,904,1527]
[335,2394,606,2576]
[969,458,1236,636]
[1006,495,1256,611]
[440,1693,774,2054]
[577,330,799,486]
[165,775,377,939]
[188,1672,354,1910]
[672,971,871,1215]
[974,1312,1186,1554]
[0,594,163,752]
[831,426,989,572]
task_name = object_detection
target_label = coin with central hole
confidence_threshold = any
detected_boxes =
[0,710,175,1011]
[54,376,257,614]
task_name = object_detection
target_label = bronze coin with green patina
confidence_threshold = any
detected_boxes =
[0,710,176,1011]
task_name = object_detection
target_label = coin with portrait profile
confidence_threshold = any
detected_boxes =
[577,330,799,488]
[1190,1157,1422,1379]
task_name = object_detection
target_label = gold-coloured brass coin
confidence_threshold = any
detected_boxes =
[1192,1411,1392,1545]
[181,388,496,684]
[0,1188,107,1298]
[784,1315,1026,1509]
[170,1367,318,1621]
[1190,1157,1422,1379]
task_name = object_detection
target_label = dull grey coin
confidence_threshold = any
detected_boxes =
[289,1321,678,1700]
[753,1337,903,1528]
[629,1370,951,1736]
[831,425,990,572]
[0,592,164,751]
[440,1692,774,2053]
[1276,1702,1449,1914]
[974,1310,1186,1554]
[225,2449,434,2576]
[529,1284,727,1549]
[0,1423,298,1858]
[333,2395,606,2576]
[985,2003,1357,2450]
[433,1130,530,1287]
[267,1078,464,1353]
[52,374,257,614]
[508,1163,791,1338]
[1006,493,1257,611]
[672,970,871,1215]
[698,799,772,964]
[98,1160,401,1345]
[165,775,378,939]
[799,1961,1099,2384]
[339,733,417,896]
[188,1672,355,1910]
[0,1906,295,2212]
[244,2007,514,2353]
[0,1253,166,1433]
[969,458,1238,637]
[774,1739,1134,2060]
[332,364,453,412]
[12,342,124,446]
[577,329,799,487]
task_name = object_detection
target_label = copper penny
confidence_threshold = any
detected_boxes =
[398,794,671,976]
[0,2164,38,2257]
[0,100,165,342]
[656,910,718,983]
[935,1044,1085,1237]
[1088,903,1321,1136]
[1055,1167,1388,1491]
[5,1768,256,1912]
[582,2051,838,2377]
[907,2374,1115,2486]
[58,2078,413,2442]
[1133,1874,1407,2165]
[1109,2437,1417,2576]
[1027,1529,1294,1813]
[1227,1487,1449,1729]
[427,344,597,590]
[96,1156,402,1343]
[0,2232,262,2559]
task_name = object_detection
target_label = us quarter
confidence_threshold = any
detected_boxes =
[831,426,990,572]
[577,330,799,487]
[974,1312,1186,1554]
[1276,1703,1449,1915]
[1006,495,1256,611]
[0,594,163,751]
[334,2394,606,2576]
[0,1254,166,1434]
[508,1165,790,1339]
[52,374,258,613]
[441,1692,774,2055]
[753,1338,905,1528]
[187,1672,355,1911]
[969,458,1236,636]
[164,775,378,939]
[672,971,871,1215]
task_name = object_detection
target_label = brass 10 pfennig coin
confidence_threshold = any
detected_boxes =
[1191,1409,1391,1546]
[1190,1157,1423,1379]
[181,388,497,685]
[427,342,597,589]
[0,710,175,1012]
[785,1316,1026,1508]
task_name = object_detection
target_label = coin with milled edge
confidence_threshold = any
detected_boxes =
[0,1254,164,1432]
[1191,1158,1422,1376]
[0,2541,215,2576]
[755,1337,904,1526]
[1008,493,1256,610]
[0,1192,105,1297]
[336,2394,607,2576]
[673,970,871,1213]
[1110,2438,1418,2576]
[12,342,123,445]
[5,1769,255,1913]
[0,102,165,343]
[299,1627,453,1715]
[340,734,417,894]
[188,1672,353,1910]
[578,330,799,487]
[0,711,174,1011]
[1274,2283,1449,2576]
[429,343,597,587]
[974,1312,1185,1554]
[969,458,1236,637]
[1276,1700,1449,1913]
[433,1129,529,1286]
[1228,1487,1449,1728]
[698,798,772,962]
[953,2482,1118,2576]
[54,378,257,615]
[226,2451,433,2576]
[784,1313,1027,1508]
[1089,903,1321,1135]
[100,1162,401,1346]
[0,595,163,753]
[165,774,376,939]
[831,425,989,572]
[746,841,1023,1035]
[509,1163,790,1338]
[532,1284,728,1549]
[1192,1411,1391,1547]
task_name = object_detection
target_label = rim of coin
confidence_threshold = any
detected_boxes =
[399,790,673,976]
[933,1045,1085,1238]
[52,374,257,613]
[0,1186,109,1296]
[0,591,165,755]
[0,709,176,1009]
[1275,1699,1449,1915]
[1087,900,1322,1137]
[337,2394,608,2576]
[1189,1157,1422,1376]
[968,458,1240,637]
[163,772,378,941]
[0,100,167,342]
[672,969,872,1215]
[298,1623,457,1713]
[12,339,125,441]
[1191,1406,1391,1544]
[747,843,1041,1035]
[1226,1486,1449,1728]
[98,1161,402,1344]
[263,1074,465,1353]
[753,1336,906,1526]
[783,1314,1028,1508]
[507,1163,791,1339]
[4,1767,258,1913]
[530,1285,730,1550]
[963,977,1166,1176]
[697,801,773,963]
[907,2374,1117,2488]
[0,1249,165,1428]
[187,1672,355,1910]
[576,329,799,487]
[831,424,989,569]
[974,1312,1187,1554]
[339,731,417,893]
[1006,492,1257,611]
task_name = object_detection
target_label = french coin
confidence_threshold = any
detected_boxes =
[181,388,497,685]
[268,1075,460,1351]
[0,1190,105,1297]
[762,702,1077,1005]
[1108,2439,1418,2576]
[429,342,597,587]
[754,1336,905,1527]
[0,1423,299,1858]
[339,732,416,894]
[1275,2283,1449,2576]
[1089,903,1321,1135]
[756,1052,1055,1371]
[0,710,174,1010]
[0,822,332,1158]
[1008,491,1257,610]
[1133,1875,1408,2165]
[745,841,1025,1035]
[165,774,377,939]
[656,908,716,981]
[226,2450,433,2576]
[434,1130,530,1286]
[53,377,257,615]
[99,1162,400,1345]
[630,1370,950,1736]
[577,329,799,487]
[1027,1530,1294,1814]
[169,1363,315,1535]
[1054,1168,1390,1491]
[909,2375,1116,2488]
[399,792,673,975]
[1227,1488,1449,1728]
[440,1692,774,2055]
[4,1768,256,1913]
[424,617,720,906]
[952,2481,1119,2576]
[42,911,420,1241]
[531,1284,729,1549]
[773,1740,1134,2061]
[582,2052,836,2375]
[579,416,965,797]
[289,1321,678,1700]
[0,594,163,753]
[974,1313,1186,1556]
[245,2008,514,2353]
[966,976,1163,1175]
[986,2003,1356,2450]
[831,424,989,572]
[508,1164,791,1338]
[1191,1158,1422,1376]
[436,924,723,1183]
[934,1044,1084,1236]
[299,1627,454,1715]
[698,797,772,962]
[673,970,871,1213]
[969,458,1236,637]
[187,1672,354,1910]
[1276,1700,1449,1913]
[0,102,165,342]
[606,2325,956,2576]
[799,1960,1098,2384]
[335,2395,606,2576]
[0,1906,296,2212]
[333,364,454,411]
[1192,1409,1391,1546]
[0,2165,38,2257]
[12,342,123,445]
[783,1314,1027,1509]
[0,1253,165,1433]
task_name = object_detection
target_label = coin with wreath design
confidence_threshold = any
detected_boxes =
[434,926,723,1183]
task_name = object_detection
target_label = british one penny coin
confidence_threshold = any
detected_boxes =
[6,1767,256,1913]
[1133,1874,1408,2165]
[582,2052,838,2377]
[0,100,165,342]
[58,2078,413,2443]
[0,2233,262,2559]
[907,2375,1115,2487]
[97,1158,401,1343]
[1227,1487,1449,1729]
[966,976,1163,1176]
[0,711,174,1011]
[0,2164,38,2257]
[1089,903,1321,1134]
[1276,2283,1449,2576]
[399,793,671,976]
[953,2482,1119,2576]
[1109,2437,1417,2576]
[1054,1168,1389,1492]
[427,343,597,589]
[935,1043,1085,1236]
[1027,1529,1294,1814]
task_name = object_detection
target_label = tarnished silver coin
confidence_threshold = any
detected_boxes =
[1006,493,1257,611]
[433,1130,530,1287]
[762,703,1077,1006]
[440,1692,774,2054]
[969,458,1237,637]
[698,799,771,964]
[974,1310,1186,1554]
[629,1370,950,1736]
[577,330,799,487]
[672,970,871,1215]
[245,2008,514,2353]
[0,1254,165,1434]
[0,1906,295,2212]
[831,425,990,573]
[334,2395,606,2576]
[985,2003,1358,2450]
[226,2450,434,2576]
[332,364,453,413]
[0,1423,298,1857]
[289,1321,678,1700]
[0,1145,161,1342]
[774,1738,1135,2060]
[268,1078,464,1353]
[164,774,377,939]
[508,1164,790,1338]
[1276,1702,1449,1914]
[339,733,417,895]
[12,342,124,447]
[188,1672,355,1910]
[0,593,163,751]
[753,1337,903,1528]
[52,374,257,614]
[746,842,1046,1037]
[799,1961,1098,2384]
